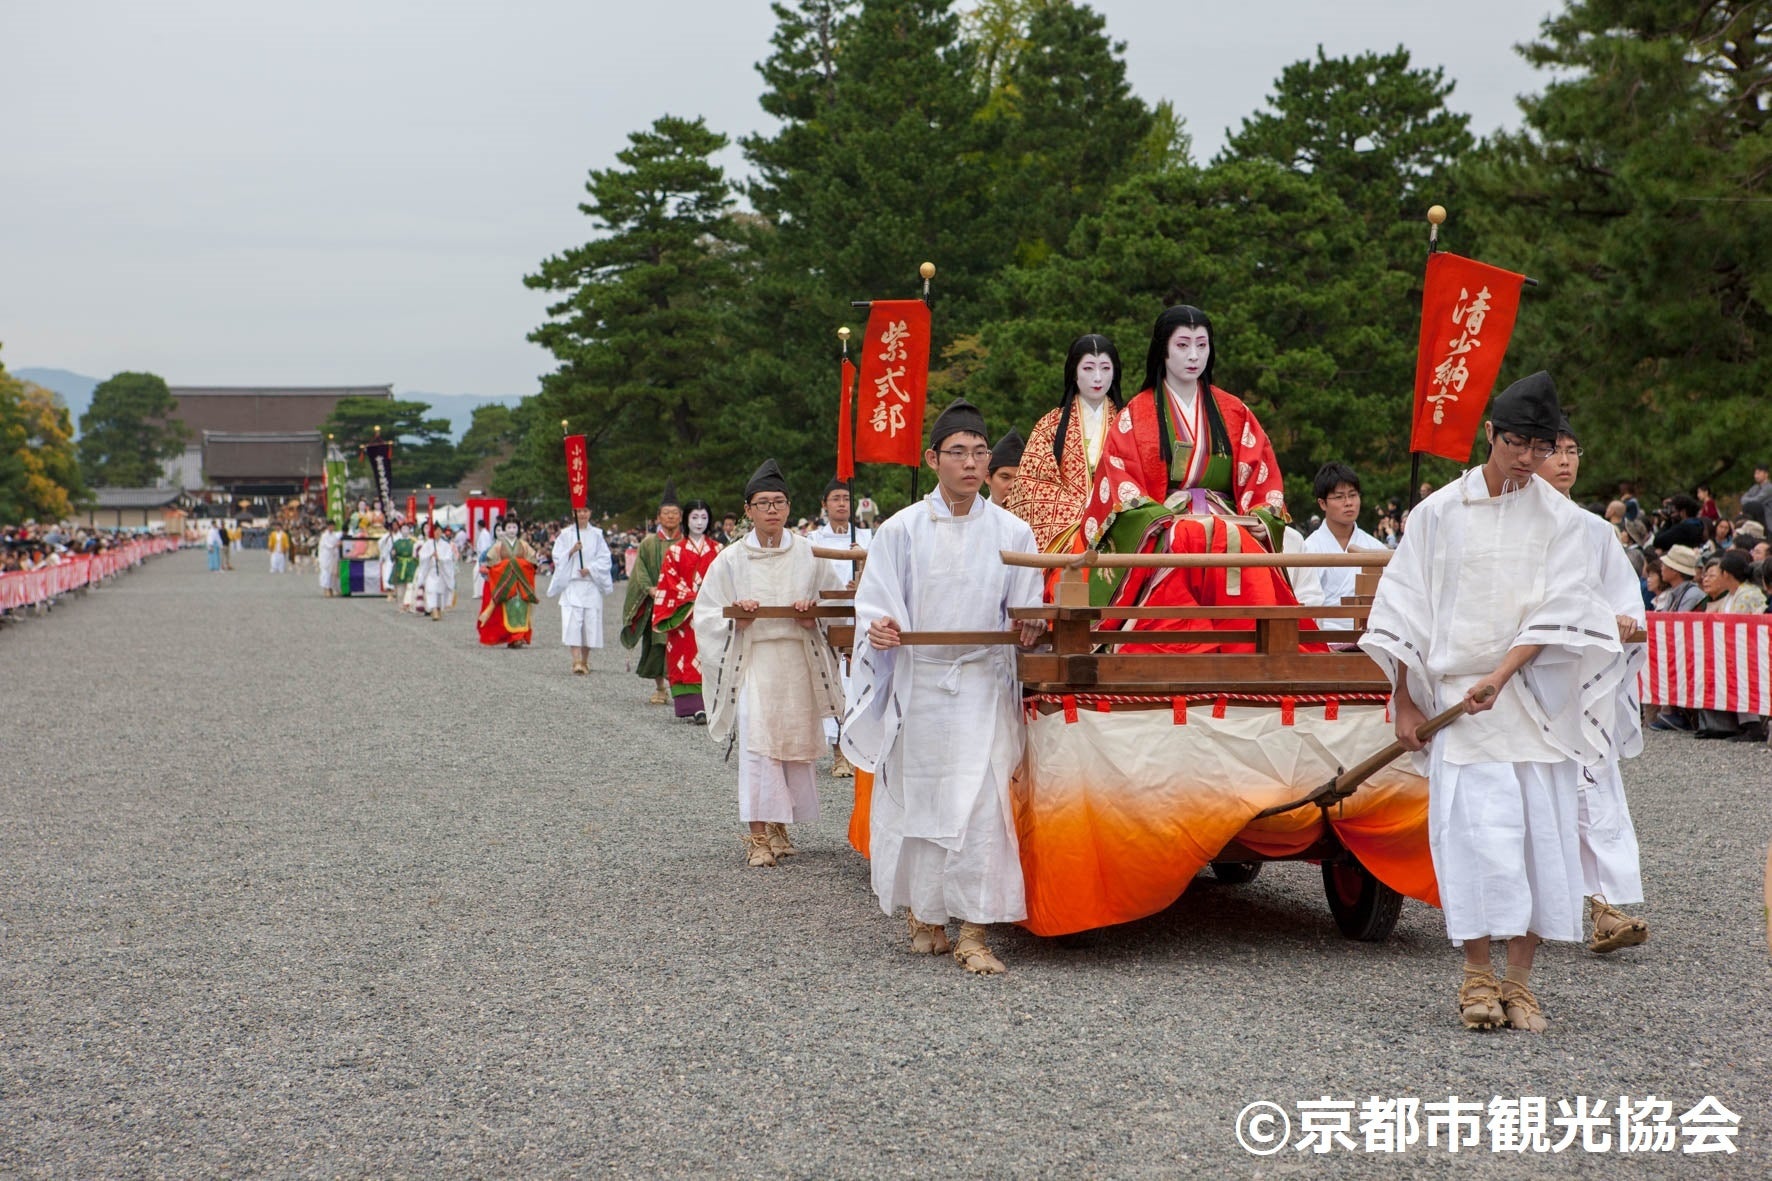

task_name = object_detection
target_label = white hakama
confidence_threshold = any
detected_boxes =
[549,526,614,647]
[317,530,341,593]
[1431,753,1586,944]
[1361,470,1627,946]
[843,492,1043,926]
[695,532,845,824]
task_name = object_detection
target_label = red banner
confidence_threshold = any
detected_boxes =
[1640,612,1772,715]
[406,494,418,525]
[1409,252,1526,462]
[836,358,856,481]
[854,299,931,467]
[564,434,589,509]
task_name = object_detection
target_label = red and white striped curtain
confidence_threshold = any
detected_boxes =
[1641,612,1772,715]
[0,536,183,611]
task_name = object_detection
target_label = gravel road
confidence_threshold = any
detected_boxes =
[3,550,1769,1178]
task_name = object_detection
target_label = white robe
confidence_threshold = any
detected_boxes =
[317,529,341,591]
[1298,522,1384,631]
[808,522,872,742]
[1570,508,1647,905]
[472,526,493,599]
[377,533,394,593]
[415,537,457,612]
[548,524,614,647]
[841,492,1043,926]
[694,531,845,823]
[1360,470,1628,943]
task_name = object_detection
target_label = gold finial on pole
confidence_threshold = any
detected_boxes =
[919,261,936,298]
[1426,204,1447,251]
[837,325,851,355]
[560,417,570,437]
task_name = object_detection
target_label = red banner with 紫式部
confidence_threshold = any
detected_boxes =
[1409,252,1526,462]
[564,434,589,509]
[854,299,931,467]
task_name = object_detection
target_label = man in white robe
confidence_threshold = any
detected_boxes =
[807,478,872,778]
[694,459,845,868]
[1538,418,1650,953]
[1361,373,1628,1033]
[472,518,495,602]
[549,507,615,675]
[377,524,396,602]
[1297,461,1385,632]
[414,526,456,621]
[317,522,341,597]
[842,399,1045,975]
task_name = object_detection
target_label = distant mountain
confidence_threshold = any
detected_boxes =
[14,368,99,426]
[404,392,526,440]
[8,367,523,440]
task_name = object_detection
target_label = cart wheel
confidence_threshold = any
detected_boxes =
[1322,856,1402,941]
[1210,861,1262,885]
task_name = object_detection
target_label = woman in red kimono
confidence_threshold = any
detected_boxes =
[1078,305,1303,652]
[477,517,538,647]
[651,499,722,723]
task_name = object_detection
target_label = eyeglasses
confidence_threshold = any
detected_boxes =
[748,498,789,511]
[937,447,993,463]
[1323,491,1361,503]
[1495,432,1557,460]
[1551,446,1584,458]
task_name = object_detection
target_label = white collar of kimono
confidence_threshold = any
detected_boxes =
[925,488,983,520]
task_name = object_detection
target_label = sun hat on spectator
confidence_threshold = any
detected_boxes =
[1662,544,1700,578]
[1736,520,1766,542]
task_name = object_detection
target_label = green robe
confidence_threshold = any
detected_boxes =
[619,531,676,679]
[390,536,418,585]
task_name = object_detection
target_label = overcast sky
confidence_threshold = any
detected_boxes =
[2,0,1559,396]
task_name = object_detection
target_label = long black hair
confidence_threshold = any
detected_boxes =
[1141,305,1229,468]
[1051,333,1124,464]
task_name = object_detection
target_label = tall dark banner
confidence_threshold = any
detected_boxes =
[364,442,394,516]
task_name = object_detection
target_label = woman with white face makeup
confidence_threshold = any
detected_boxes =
[1003,332,1124,551]
[652,499,722,720]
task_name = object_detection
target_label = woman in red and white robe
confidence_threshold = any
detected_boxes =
[652,501,722,722]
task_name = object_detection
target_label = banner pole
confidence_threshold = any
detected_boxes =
[1407,207,1448,513]
[838,326,855,556]
[562,418,583,571]
[913,261,936,507]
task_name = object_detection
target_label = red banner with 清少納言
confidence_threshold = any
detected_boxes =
[1410,252,1526,462]
[836,358,856,481]
[564,434,589,509]
[854,299,931,467]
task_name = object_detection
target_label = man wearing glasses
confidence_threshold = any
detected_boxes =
[1536,419,1651,956]
[842,399,1046,975]
[693,460,846,869]
[1361,372,1629,1034]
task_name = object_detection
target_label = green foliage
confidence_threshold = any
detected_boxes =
[320,396,465,488]
[76,371,187,487]
[508,115,740,518]
[456,402,520,467]
[0,348,87,521]
[1457,0,1772,500]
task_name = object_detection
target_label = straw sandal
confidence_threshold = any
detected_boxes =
[742,832,776,868]
[1458,966,1505,1030]
[907,914,950,955]
[1500,978,1548,1034]
[953,923,1006,975]
[766,823,798,858]
[1588,896,1648,954]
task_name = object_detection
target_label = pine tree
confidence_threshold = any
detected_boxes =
[76,372,187,487]
[1459,0,1772,498]
[512,115,740,515]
